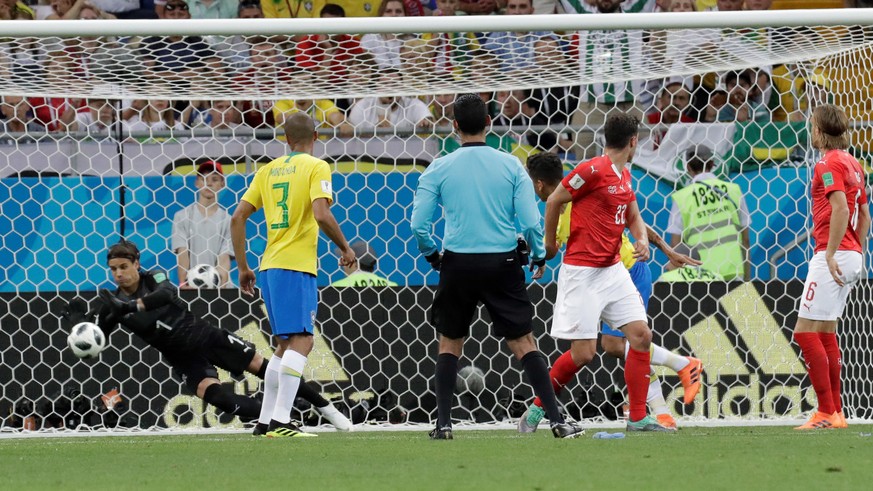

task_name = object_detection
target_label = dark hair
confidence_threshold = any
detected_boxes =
[320,3,346,16]
[107,240,141,263]
[685,146,714,174]
[526,152,563,184]
[248,36,272,49]
[238,0,261,11]
[723,70,752,88]
[603,113,640,149]
[453,93,488,135]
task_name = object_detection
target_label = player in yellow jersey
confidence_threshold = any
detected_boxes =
[519,152,704,432]
[231,113,356,438]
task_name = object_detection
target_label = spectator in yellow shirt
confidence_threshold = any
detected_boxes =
[260,0,379,18]
[274,99,353,137]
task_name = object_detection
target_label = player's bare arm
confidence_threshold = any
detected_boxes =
[100,276,176,317]
[645,224,701,268]
[626,201,649,262]
[544,185,571,260]
[826,190,850,286]
[230,200,257,296]
[216,254,231,287]
[313,197,356,267]
[858,203,871,253]
[175,247,190,288]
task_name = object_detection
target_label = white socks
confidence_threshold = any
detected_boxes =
[272,350,308,424]
[258,355,282,425]
[624,341,690,372]
[650,343,690,372]
[646,375,669,416]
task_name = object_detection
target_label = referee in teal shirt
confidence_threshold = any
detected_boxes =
[411,94,582,440]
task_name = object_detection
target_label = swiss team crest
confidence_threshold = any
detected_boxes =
[608,185,617,194]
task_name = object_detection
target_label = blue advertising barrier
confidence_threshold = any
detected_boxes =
[1,167,869,292]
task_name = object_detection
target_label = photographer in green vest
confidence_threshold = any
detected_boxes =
[666,146,751,281]
[331,242,398,287]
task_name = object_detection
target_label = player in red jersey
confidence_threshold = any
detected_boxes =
[794,104,870,430]
[543,113,671,432]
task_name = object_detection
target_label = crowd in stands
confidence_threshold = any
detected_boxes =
[0,0,864,158]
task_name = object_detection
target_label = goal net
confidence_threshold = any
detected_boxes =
[1,10,872,433]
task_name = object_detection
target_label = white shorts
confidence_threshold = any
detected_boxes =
[797,250,863,321]
[550,262,648,340]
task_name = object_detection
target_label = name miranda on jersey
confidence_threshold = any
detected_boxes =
[270,166,297,177]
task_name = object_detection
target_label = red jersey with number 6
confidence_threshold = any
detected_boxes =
[561,156,636,267]
[811,149,869,253]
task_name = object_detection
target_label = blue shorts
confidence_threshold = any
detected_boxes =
[601,261,652,337]
[260,269,317,338]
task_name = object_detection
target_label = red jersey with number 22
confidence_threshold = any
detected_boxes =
[562,156,636,267]
[811,149,868,253]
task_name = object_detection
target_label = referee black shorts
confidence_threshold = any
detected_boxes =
[431,250,533,340]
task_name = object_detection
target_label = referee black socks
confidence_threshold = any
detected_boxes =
[520,351,565,425]
[435,353,459,429]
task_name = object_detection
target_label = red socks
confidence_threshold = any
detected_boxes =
[533,350,581,408]
[625,347,651,422]
[818,332,842,414]
[795,332,835,414]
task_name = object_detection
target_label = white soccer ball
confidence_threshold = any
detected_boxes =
[67,322,105,359]
[456,366,486,395]
[187,264,220,288]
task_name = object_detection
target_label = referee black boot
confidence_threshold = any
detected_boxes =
[429,426,453,440]
[551,422,585,439]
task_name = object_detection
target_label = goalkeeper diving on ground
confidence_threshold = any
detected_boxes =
[59,240,352,432]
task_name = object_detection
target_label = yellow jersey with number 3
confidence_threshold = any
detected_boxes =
[241,152,333,275]
[556,204,636,270]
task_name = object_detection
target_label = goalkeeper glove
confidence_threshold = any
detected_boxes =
[99,289,138,317]
[425,251,442,271]
[59,298,90,327]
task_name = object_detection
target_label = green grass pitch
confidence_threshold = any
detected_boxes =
[2,426,872,490]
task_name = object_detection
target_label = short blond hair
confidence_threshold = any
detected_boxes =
[813,104,850,150]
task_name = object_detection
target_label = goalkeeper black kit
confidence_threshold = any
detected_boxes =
[95,269,256,390]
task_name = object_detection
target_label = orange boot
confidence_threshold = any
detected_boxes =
[794,411,837,430]
[677,357,703,405]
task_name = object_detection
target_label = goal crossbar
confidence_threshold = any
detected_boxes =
[3,10,873,38]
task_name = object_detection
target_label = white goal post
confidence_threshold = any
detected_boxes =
[0,9,872,434]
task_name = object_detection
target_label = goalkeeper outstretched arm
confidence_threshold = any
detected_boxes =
[59,297,120,338]
[97,276,177,316]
